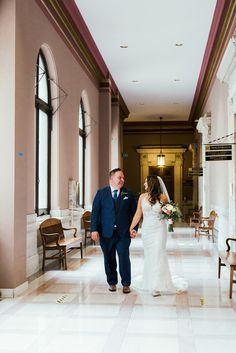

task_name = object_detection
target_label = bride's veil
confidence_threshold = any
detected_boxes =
[157,176,170,202]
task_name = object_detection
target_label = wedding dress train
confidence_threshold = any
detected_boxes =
[132,198,188,295]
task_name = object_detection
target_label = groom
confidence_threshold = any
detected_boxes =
[91,168,137,293]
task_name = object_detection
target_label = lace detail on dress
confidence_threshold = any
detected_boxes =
[132,198,188,294]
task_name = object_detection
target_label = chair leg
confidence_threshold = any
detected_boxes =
[84,230,87,248]
[80,241,83,259]
[196,229,200,241]
[42,249,45,271]
[229,266,233,299]
[218,257,221,278]
[63,248,67,270]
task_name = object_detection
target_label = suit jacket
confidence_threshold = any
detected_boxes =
[91,186,137,238]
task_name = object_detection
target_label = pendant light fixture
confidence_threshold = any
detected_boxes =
[157,117,165,167]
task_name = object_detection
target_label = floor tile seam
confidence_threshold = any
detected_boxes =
[178,336,197,353]
[114,332,180,337]
[59,285,101,315]
[101,294,136,353]
[191,334,236,339]
[188,317,236,321]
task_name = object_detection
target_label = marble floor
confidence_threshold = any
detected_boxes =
[0,226,236,353]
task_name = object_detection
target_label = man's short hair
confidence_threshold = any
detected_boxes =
[109,168,122,177]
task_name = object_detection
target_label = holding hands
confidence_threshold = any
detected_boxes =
[130,228,137,238]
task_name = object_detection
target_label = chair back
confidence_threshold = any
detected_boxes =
[82,211,91,231]
[193,206,202,219]
[208,210,217,227]
[40,218,64,244]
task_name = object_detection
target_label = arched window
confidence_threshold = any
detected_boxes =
[79,99,86,207]
[35,50,52,216]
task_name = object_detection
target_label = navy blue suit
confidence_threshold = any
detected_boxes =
[91,186,137,286]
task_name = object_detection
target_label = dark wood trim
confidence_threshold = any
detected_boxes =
[79,99,86,208]
[189,0,236,124]
[36,0,130,119]
[123,120,195,135]
[35,50,52,216]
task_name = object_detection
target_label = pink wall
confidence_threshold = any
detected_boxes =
[0,0,20,288]
[0,0,102,289]
[15,0,100,213]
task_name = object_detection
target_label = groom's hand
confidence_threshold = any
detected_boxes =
[91,231,100,242]
[130,229,137,238]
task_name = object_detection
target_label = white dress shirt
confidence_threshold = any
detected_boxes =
[110,186,120,198]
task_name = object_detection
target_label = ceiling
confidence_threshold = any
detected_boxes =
[75,0,217,122]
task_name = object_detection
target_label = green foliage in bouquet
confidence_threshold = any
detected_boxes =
[160,201,183,231]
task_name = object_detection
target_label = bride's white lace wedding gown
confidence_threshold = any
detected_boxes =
[132,198,188,295]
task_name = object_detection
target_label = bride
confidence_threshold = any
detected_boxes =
[130,175,188,296]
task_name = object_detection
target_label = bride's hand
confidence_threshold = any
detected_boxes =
[130,229,137,238]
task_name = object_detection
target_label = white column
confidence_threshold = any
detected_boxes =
[189,143,199,207]
[139,154,149,192]
[196,116,211,215]
[217,37,236,249]
[99,80,111,186]
[111,96,121,169]
[174,153,183,206]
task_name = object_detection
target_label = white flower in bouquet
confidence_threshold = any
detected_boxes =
[160,201,183,232]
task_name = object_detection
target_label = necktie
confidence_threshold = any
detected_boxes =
[113,189,118,202]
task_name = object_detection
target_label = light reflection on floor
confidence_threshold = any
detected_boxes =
[0,227,236,353]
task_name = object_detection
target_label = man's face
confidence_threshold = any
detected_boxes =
[110,171,125,189]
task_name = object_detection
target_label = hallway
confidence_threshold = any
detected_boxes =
[0,227,236,353]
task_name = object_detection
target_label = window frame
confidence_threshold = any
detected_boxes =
[35,49,53,216]
[79,99,86,208]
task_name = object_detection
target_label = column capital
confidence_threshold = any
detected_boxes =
[196,116,211,143]
[112,95,120,106]
[99,79,112,93]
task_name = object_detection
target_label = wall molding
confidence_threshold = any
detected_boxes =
[189,0,236,123]
[0,281,28,298]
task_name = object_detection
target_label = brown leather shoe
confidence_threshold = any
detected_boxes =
[108,284,117,292]
[123,286,131,294]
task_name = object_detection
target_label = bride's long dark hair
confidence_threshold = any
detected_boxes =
[147,175,162,205]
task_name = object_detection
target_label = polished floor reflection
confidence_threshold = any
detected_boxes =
[0,226,236,353]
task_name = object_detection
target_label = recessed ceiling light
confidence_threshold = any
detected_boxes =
[175,43,183,47]
[132,80,139,83]
[120,45,128,48]
[139,102,145,105]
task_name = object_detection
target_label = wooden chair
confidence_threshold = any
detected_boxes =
[39,218,83,271]
[194,210,217,242]
[82,211,94,247]
[189,206,202,227]
[218,238,236,298]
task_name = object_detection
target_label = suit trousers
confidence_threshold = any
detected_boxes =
[100,230,131,286]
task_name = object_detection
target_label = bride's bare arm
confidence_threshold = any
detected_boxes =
[129,194,145,236]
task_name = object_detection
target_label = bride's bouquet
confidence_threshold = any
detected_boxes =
[160,201,183,232]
